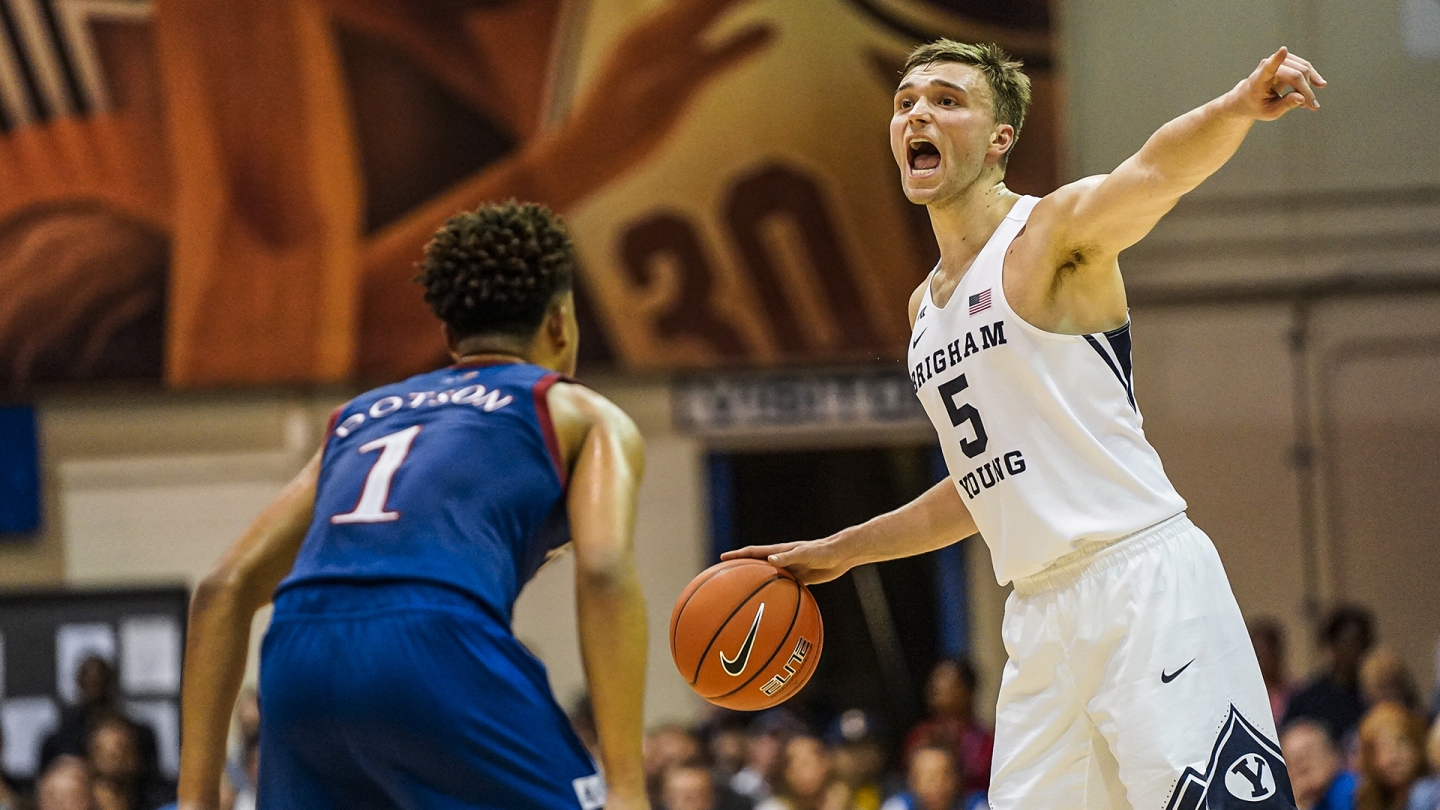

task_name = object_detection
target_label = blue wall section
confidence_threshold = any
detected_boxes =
[706,453,735,564]
[931,446,970,658]
[0,405,40,535]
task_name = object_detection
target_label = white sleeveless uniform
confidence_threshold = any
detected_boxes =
[908,197,1293,810]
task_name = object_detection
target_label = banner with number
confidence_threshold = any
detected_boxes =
[0,0,1057,389]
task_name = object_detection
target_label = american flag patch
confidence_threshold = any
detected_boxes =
[968,289,992,315]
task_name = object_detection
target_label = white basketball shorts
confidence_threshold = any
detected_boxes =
[988,514,1297,810]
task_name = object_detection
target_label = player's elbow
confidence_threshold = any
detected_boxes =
[193,559,266,616]
[574,546,637,592]
[191,567,245,618]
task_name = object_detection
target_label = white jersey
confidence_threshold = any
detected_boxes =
[907,195,1186,585]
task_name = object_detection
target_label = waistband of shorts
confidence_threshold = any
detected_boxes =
[1011,512,1191,596]
[271,579,502,622]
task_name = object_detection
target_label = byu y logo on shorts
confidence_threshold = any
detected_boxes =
[1165,706,1295,810]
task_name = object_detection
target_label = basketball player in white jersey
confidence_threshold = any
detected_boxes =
[724,41,1327,810]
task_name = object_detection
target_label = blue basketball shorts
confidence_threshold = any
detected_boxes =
[257,582,604,810]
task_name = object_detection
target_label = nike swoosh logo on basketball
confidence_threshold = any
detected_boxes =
[911,328,928,348]
[1161,658,1196,683]
[720,603,765,677]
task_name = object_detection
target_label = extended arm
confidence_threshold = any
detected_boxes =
[555,386,649,810]
[723,478,977,584]
[176,449,321,810]
[1050,47,1326,257]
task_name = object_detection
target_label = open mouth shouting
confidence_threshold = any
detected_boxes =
[907,137,941,176]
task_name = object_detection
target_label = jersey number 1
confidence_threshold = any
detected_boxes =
[331,425,421,524]
[938,374,988,458]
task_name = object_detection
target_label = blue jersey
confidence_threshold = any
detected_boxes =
[279,361,571,623]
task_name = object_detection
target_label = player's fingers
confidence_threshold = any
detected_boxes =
[1279,68,1319,108]
[1257,47,1288,83]
[673,0,761,37]
[767,547,814,568]
[720,542,802,561]
[1283,55,1327,87]
[698,24,774,80]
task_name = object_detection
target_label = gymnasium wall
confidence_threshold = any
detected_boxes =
[1058,0,1440,692]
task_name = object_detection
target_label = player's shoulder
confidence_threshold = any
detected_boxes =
[1028,175,1108,231]
[546,381,636,433]
[545,381,643,461]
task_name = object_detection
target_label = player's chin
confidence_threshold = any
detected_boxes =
[900,177,943,204]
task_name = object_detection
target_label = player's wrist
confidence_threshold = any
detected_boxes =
[1212,88,1257,121]
[825,527,872,570]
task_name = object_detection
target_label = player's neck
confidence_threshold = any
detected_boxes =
[451,337,531,368]
[927,180,1019,273]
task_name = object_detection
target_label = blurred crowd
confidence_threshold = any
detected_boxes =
[6,604,1440,810]
[1253,606,1440,810]
[607,603,1440,810]
[570,658,995,810]
[0,657,178,810]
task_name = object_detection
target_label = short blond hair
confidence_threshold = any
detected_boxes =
[903,40,1032,166]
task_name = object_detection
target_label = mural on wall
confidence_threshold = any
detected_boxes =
[0,0,1057,389]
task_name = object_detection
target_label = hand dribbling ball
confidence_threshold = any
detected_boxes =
[669,559,823,711]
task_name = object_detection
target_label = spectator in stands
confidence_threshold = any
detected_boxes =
[1251,617,1295,724]
[0,723,25,810]
[1355,703,1428,810]
[36,755,91,810]
[222,688,260,800]
[1286,606,1376,745]
[648,726,705,808]
[826,710,890,810]
[1429,642,1440,724]
[218,731,257,810]
[1282,719,1357,810]
[732,711,804,805]
[646,726,751,810]
[1401,718,1440,810]
[702,712,750,784]
[86,712,173,810]
[879,745,984,810]
[904,658,993,795]
[41,656,159,782]
[568,693,600,762]
[1363,649,1423,715]
[755,735,851,810]
[663,759,722,810]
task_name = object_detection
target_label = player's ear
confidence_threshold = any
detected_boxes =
[990,124,1015,162]
[543,296,571,350]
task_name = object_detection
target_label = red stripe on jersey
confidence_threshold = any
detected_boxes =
[532,373,570,488]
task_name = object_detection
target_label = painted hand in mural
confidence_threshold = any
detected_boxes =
[530,0,774,209]
[0,210,166,386]
[1224,47,1326,119]
[359,0,775,376]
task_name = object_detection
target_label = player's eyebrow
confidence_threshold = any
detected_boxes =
[894,78,970,96]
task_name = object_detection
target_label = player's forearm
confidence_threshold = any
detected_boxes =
[576,565,649,802]
[832,479,976,566]
[176,577,262,809]
[1125,95,1255,200]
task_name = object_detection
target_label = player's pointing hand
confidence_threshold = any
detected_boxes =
[1225,47,1326,120]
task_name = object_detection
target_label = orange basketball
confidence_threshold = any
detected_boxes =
[670,559,824,711]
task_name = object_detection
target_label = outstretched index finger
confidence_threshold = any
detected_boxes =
[1258,47,1289,83]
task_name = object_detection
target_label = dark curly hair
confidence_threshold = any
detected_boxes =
[416,201,575,340]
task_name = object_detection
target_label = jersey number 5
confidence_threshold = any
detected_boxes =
[331,425,421,524]
[938,374,988,458]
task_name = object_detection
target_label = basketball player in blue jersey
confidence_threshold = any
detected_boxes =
[175,203,649,810]
[727,42,1327,810]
